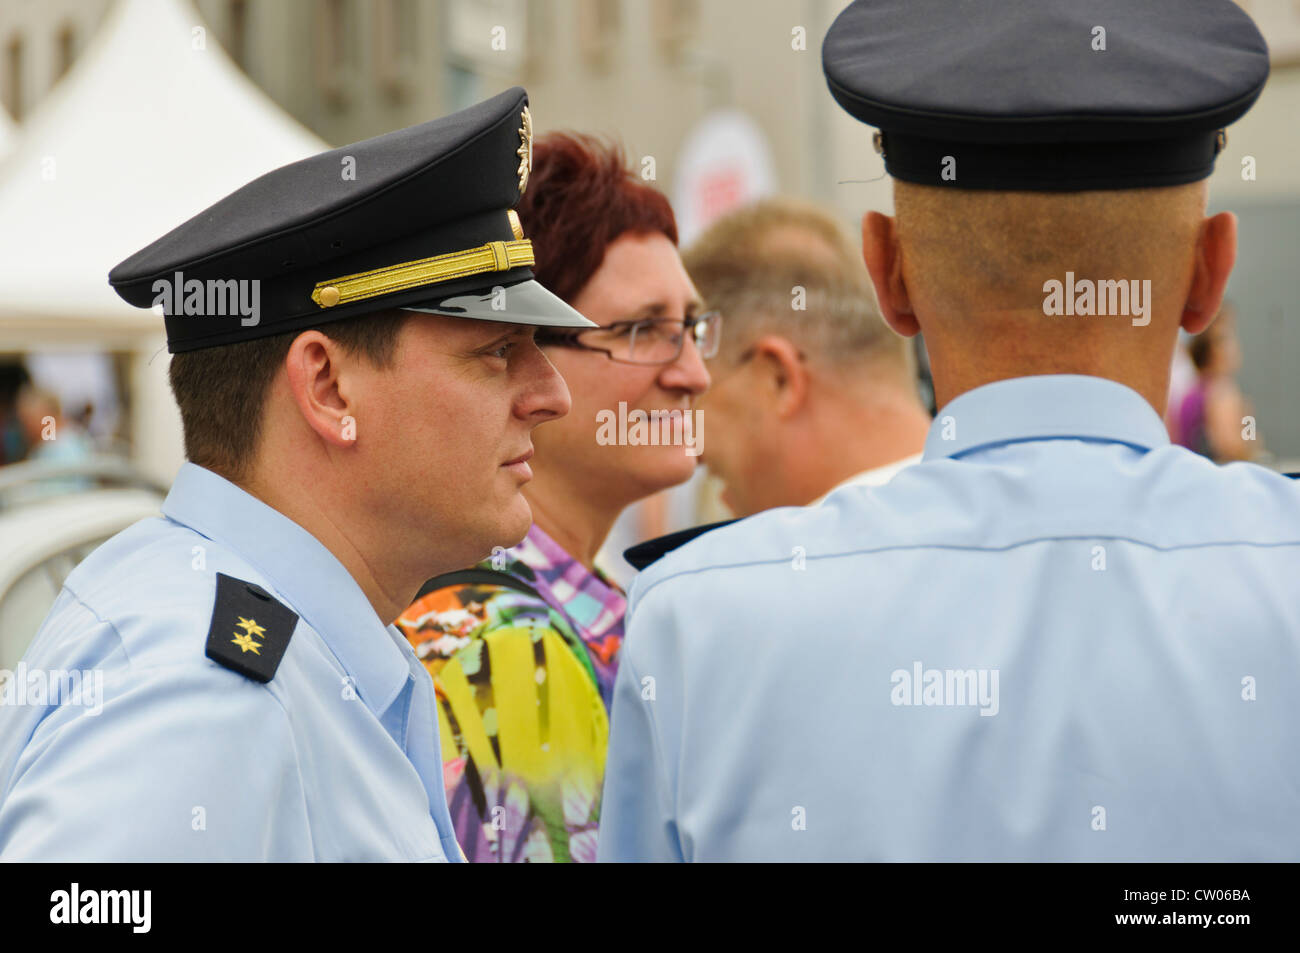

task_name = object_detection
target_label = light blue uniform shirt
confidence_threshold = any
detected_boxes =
[0,463,463,861]
[598,375,1300,862]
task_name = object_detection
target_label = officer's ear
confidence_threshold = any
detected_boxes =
[1181,211,1237,336]
[284,330,358,449]
[861,211,919,338]
[750,334,808,420]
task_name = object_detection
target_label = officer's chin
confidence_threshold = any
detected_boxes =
[493,490,534,551]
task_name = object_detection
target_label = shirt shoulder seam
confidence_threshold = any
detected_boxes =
[58,580,137,670]
[636,534,1300,602]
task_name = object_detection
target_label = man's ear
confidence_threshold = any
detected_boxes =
[751,334,808,420]
[284,330,358,448]
[862,211,919,338]
[1181,211,1237,336]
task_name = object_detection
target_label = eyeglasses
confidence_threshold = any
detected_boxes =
[537,311,722,365]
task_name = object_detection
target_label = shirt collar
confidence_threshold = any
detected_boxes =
[162,463,410,718]
[922,375,1171,462]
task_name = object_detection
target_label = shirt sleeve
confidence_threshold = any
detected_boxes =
[596,598,683,863]
[0,654,313,862]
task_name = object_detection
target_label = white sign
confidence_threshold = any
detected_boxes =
[673,110,778,245]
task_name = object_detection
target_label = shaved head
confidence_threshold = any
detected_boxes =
[861,178,1235,414]
[863,180,1237,410]
[893,180,1207,318]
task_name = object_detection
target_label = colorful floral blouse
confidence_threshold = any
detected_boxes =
[394,524,626,862]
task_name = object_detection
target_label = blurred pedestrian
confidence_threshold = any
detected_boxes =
[683,198,929,516]
[0,362,30,465]
[1172,303,1262,461]
[7,384,95,498]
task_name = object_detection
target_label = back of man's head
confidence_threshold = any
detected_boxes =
[893,180,1207,324]
[821,0,1262,416]
[867,179,1234,412]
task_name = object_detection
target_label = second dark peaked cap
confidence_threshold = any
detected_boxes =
[822,0,1271,191]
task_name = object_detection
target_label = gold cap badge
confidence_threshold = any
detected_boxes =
[517,106,533,194]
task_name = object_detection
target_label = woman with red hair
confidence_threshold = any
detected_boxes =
[395,132,716,862]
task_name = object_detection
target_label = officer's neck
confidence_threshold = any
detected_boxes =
[237,467,413,626]
[925,325,1174,418]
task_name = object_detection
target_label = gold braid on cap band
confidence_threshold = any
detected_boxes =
[311,237,534,309]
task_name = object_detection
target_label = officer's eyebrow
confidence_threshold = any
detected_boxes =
[471,322,536,351]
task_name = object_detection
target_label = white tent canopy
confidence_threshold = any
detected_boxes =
[0,0,328,478]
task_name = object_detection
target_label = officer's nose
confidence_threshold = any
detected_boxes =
[518,338,572,423]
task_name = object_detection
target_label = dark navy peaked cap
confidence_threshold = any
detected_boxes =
[109,87,594,352]
[822,0,1270,191]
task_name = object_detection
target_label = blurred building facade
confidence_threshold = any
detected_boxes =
[5,0,1300,238]
[1,0,871,229]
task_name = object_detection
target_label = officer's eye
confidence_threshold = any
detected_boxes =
[489,341,516,360]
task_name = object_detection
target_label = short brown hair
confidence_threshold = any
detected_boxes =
[168,310,410,481]
[682,198,907,372]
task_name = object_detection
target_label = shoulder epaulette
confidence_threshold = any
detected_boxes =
[205,572,298,683]
[623,519,739,571]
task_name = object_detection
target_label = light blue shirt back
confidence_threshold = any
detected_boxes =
[0,464,463,861]
[598,375,1300,861]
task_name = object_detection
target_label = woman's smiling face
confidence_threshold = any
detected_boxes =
[532,230,712,507]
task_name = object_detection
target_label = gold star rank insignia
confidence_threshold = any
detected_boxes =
[517,106,532,194]
[205,574,299,683]
[235,616,266,639]
[232,631,262,654]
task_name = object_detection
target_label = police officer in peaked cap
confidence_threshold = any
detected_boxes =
[0,88,594,861]
[600,1,1300,861]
